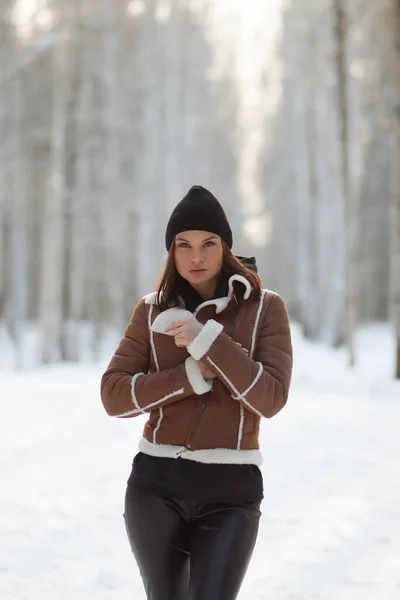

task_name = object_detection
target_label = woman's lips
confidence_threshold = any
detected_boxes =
[189,269,207,273]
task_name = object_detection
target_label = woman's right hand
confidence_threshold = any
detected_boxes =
[198,361,216,380]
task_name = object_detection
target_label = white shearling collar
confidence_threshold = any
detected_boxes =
[143,274,252,315]
[195,274,251,315]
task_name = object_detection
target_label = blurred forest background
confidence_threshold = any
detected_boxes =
[0,0,399,374]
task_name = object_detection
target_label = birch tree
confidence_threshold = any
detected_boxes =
[392,139,400,378]
[9,50,28,368]
[39,13,69,363]
[64,2,85,361]
[100,0,125,331]
[0,6,9,329]
[134,0,164,294]
[392,0,400,378]
[335,0,355,365]
[0,7,29,367]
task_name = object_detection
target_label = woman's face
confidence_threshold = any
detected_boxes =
[174,230,223,297]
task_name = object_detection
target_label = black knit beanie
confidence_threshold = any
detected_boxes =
[165,185,233,251]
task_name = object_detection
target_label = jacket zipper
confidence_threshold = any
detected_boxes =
[186,393,210,449]
[176,393,210,456]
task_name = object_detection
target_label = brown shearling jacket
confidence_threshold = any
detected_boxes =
[101,274,293,466]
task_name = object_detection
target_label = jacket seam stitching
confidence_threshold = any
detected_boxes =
[148,304,160,372]
[237,404,245,449]
[147,303,163,442]
[250,290,269,358]
[153,407,164,442]
[134,388,185,414]
[206,356,264,418]
[131,372,145,412]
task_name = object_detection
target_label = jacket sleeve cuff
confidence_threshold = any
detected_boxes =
[187,319,224,361]
[185,357,213,394]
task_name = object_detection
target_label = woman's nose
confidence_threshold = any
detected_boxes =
[191,253,204,264]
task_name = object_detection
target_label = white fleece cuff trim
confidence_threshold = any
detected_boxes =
[131,372,145,412]
[187,319,224,360]
[185,357,213,395]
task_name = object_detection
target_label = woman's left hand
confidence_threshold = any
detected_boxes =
[164,319,204,347]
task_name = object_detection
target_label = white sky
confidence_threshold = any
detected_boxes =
[12,0,53,41]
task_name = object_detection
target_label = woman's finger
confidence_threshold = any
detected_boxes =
[165,320,188,333]
[235,341,249,354]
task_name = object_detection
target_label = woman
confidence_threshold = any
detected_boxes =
[101,185,293,600]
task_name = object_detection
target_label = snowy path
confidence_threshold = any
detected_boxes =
[1,334,400,599]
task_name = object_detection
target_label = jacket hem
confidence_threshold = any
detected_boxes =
[138,437,263,466]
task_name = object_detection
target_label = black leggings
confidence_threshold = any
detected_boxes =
[123,485,261,600]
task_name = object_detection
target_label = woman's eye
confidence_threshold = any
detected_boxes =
[177,242,215,248]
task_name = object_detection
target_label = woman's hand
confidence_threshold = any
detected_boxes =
[164,319,204,348]
[235,341,249,355]
[198,361,216,380]
[164,319,248,379]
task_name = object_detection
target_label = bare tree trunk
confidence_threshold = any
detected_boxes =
[136,0,162,294]
[39,23,69,363]
[391,131,400,378]
[6,26,28,368]
[0,174,4,323]
[304,28,319,339]
[395,191,400,379]
[392,2,400,378]
[0,31,6,325]
[335,0,356,366]
[65,8,84,362]
[101,0,125,333]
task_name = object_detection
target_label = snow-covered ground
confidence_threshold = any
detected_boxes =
[1,324,400,600]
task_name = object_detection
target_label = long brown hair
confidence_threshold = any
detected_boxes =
[156,239,262,311]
